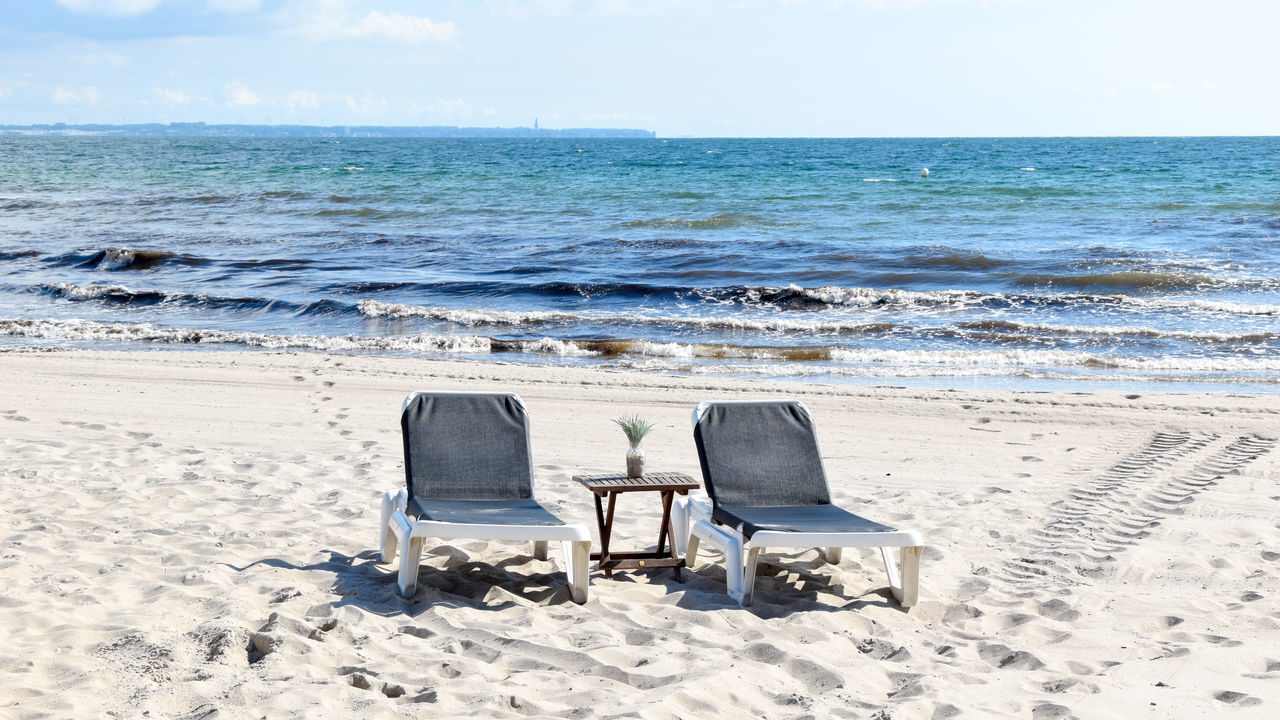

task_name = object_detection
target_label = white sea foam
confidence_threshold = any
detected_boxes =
[781,284,992,309]
[516,338,599,357]
[824,346,1280,372]
[961,319,1277,343]
[356,299,895,334]
[0,319,493,354]
[44,282,133,300]
[96,250,138,271]
[752,284,1280,316]
[4,318,1278,376]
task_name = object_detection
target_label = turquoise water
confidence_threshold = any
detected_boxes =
[1,135,1277,389]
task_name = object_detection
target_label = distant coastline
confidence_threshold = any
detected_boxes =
[0,122,656,139]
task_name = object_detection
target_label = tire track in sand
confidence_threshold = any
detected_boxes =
[997,431,1274,593]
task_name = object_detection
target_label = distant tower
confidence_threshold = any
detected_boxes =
[534,117,539,131]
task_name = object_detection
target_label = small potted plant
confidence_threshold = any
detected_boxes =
[613,414,654,478]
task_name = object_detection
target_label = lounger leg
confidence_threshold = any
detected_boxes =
[881,545,922,608]
[533,540,549,561]
[824,547,842,565]
[724,540,745,604]
[379,491,401,564]
[381,519,398,565]
[686,533,701,568]
[672,495,690,556]
[397,535,424,598]
[563,540,590,604]
[740,547,762,606]
[896,546,922,608]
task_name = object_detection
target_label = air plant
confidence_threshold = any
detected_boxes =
[613,414,654,450]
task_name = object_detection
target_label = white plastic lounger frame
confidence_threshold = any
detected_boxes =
[378,391,591,603]
[678,400,923,608]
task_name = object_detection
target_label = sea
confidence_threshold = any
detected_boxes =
[1,135,1277,391]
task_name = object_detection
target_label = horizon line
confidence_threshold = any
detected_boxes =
[0,121,1276,140]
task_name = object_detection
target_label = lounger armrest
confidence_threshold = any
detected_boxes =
[747,528,923,549]
[403,516,592,544]
[684,496,712,524]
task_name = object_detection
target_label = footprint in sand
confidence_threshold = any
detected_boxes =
[977,643,1045,670]
[1214,690,1261,707]
[1031,703,1075,719]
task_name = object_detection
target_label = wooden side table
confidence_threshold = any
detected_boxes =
[572,471,700,580]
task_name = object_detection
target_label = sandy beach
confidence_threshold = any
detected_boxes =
[1,349,1276,719]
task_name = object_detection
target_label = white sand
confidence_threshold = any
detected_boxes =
[1,349,1277,719]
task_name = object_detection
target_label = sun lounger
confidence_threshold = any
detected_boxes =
[378,391,591,603]
[676,400,923,607]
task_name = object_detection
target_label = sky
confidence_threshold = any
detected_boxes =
[0,0,1276,137]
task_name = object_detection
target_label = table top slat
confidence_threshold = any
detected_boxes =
[573,471,699,493]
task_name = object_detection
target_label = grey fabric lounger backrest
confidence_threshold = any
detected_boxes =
[401,392,534,501]
[693,401,832,508]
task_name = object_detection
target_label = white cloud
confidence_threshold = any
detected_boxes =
[207,0,261,12]
[72,52,130,68]
[295,7,459,45]
[578,112,654,125]
[1147,81,1217,96]
[413,97,498,122]
[56,0,164,15]
[52,85,100,104]
[224,81,264,107]
[344,94,389,115]
[286,90,321,110]
[154,87,190,104]
[485,0,696,15]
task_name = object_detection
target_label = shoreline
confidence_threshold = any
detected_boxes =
[4,340,1280,395]
[2,349,1277,718]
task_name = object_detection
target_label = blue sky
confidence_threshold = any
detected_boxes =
[0,0,1276,136]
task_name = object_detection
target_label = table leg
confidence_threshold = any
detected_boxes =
[603,492,618,579]
[591,492,610,579]
[657,490,681,581]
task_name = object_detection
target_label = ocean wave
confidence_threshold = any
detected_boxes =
[6,318,1278,374]
[901,251,1010,271]
[0,197,52,210]
[356,299,897,335]
[259,190,309,200]
[41,283,168,304]
[92,249,183,271]
[957,319,1279,343]
[358,299,1278,344]
[350,280,1280,316]
[39,282,354,317]
[619,213,781,230]
[42,248,208,272]
[1012,271,1226,290]
[719,284,1280,316]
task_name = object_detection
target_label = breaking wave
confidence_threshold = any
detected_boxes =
[357,299,896,335]
[39,283,353,316]
[4,319,1279,375]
